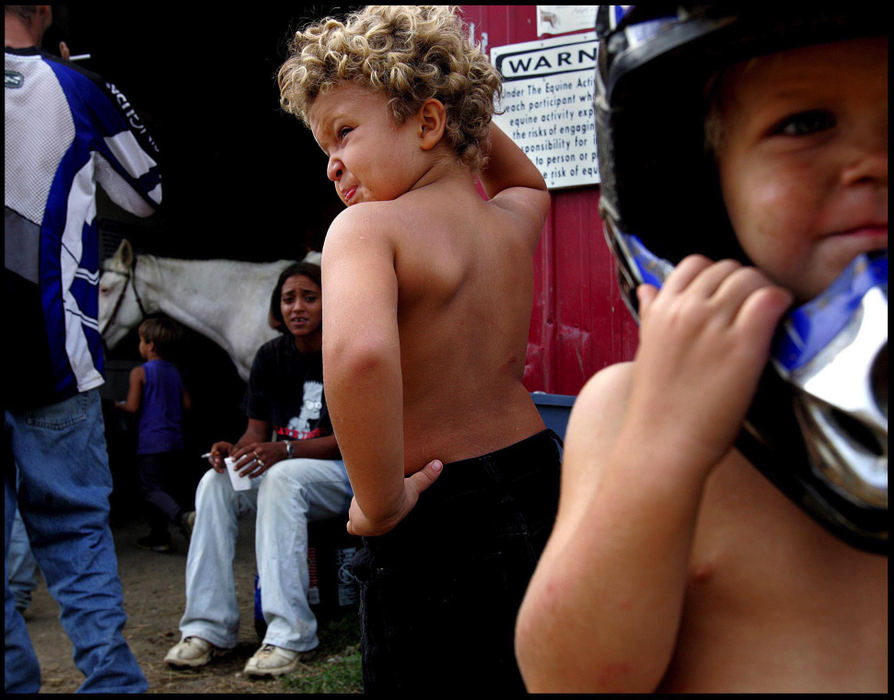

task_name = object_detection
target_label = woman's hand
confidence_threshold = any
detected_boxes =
[207,441,234,473]
[229,442,285,478]
[347,459,444,536]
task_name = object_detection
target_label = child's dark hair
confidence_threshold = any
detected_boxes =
[269,260,322,332]
[138,315,183,358]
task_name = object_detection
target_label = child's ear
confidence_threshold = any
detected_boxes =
[417,98,447,151]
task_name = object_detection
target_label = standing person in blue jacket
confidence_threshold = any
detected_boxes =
[116,316,193,553]
[4,5,161,693]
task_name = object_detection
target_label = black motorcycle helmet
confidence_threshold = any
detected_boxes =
[594,4,888,554]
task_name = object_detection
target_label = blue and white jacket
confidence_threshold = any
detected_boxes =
[5,46,162,410]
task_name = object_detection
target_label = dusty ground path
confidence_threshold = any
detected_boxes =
[22,516,309,693]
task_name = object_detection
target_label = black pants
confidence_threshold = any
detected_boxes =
[137,450,189,535]
[351,429,561,695]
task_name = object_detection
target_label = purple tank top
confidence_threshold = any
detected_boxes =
[137,359,185,455]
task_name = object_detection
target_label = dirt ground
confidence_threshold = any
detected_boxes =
[22,516,327,694]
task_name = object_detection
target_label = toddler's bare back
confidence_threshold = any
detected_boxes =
[384,177,546,471]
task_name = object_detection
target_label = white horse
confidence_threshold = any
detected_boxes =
[99,239,312,381]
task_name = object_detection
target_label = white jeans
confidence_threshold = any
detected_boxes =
[178,458,351,652]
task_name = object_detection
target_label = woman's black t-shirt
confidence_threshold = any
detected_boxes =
[242,334,332,441]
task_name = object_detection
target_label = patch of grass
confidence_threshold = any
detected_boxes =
[281,650,362,694]
[279,609,363,694]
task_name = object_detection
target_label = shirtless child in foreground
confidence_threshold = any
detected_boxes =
[516,6,888,693]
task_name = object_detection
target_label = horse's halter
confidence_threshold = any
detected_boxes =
[100,255,147,337]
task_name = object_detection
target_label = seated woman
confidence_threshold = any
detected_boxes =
[164,258,352,678]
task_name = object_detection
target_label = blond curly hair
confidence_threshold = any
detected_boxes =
[278,5,502,171]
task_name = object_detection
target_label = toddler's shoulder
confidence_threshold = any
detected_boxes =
[326,200,407,247]
[486,186,551,251]
[576,361,635,411]
[561,362,635,468]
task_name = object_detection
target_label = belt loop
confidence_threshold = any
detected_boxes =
[546,428,564,450]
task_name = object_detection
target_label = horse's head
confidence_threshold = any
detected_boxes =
[99,239,144,348]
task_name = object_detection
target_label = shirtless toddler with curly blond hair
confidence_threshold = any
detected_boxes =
[278,5,560,694]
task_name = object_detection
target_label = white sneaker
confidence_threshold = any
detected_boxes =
[243,644,312,677]
[164,636,229,668]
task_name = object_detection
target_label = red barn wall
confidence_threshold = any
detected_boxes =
[462,5,639,395]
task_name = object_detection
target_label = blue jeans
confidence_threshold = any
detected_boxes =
[6,502,39,611]
[351,429,561,694]
[4,389,147,693]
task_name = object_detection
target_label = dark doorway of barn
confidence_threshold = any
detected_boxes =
[42,5,357,520]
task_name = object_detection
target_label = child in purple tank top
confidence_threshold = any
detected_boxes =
[116,316,193,552]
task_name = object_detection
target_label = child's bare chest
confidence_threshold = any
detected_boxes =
[662,453,887,692]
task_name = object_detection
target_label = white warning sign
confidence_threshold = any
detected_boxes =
[491,32,600,189]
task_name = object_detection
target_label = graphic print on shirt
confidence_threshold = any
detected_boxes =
[283,379,323,440]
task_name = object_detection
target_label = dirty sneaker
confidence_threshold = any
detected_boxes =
[243,644,312,677]
[178,510,196,543]
[164,636,230,668]
[137,532,172,553]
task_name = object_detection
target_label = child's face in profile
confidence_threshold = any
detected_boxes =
[715,37,887,301]
[137,333,150,360]
[308,82,424,207]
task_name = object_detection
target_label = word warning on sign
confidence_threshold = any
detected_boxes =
[491,32,600,190]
